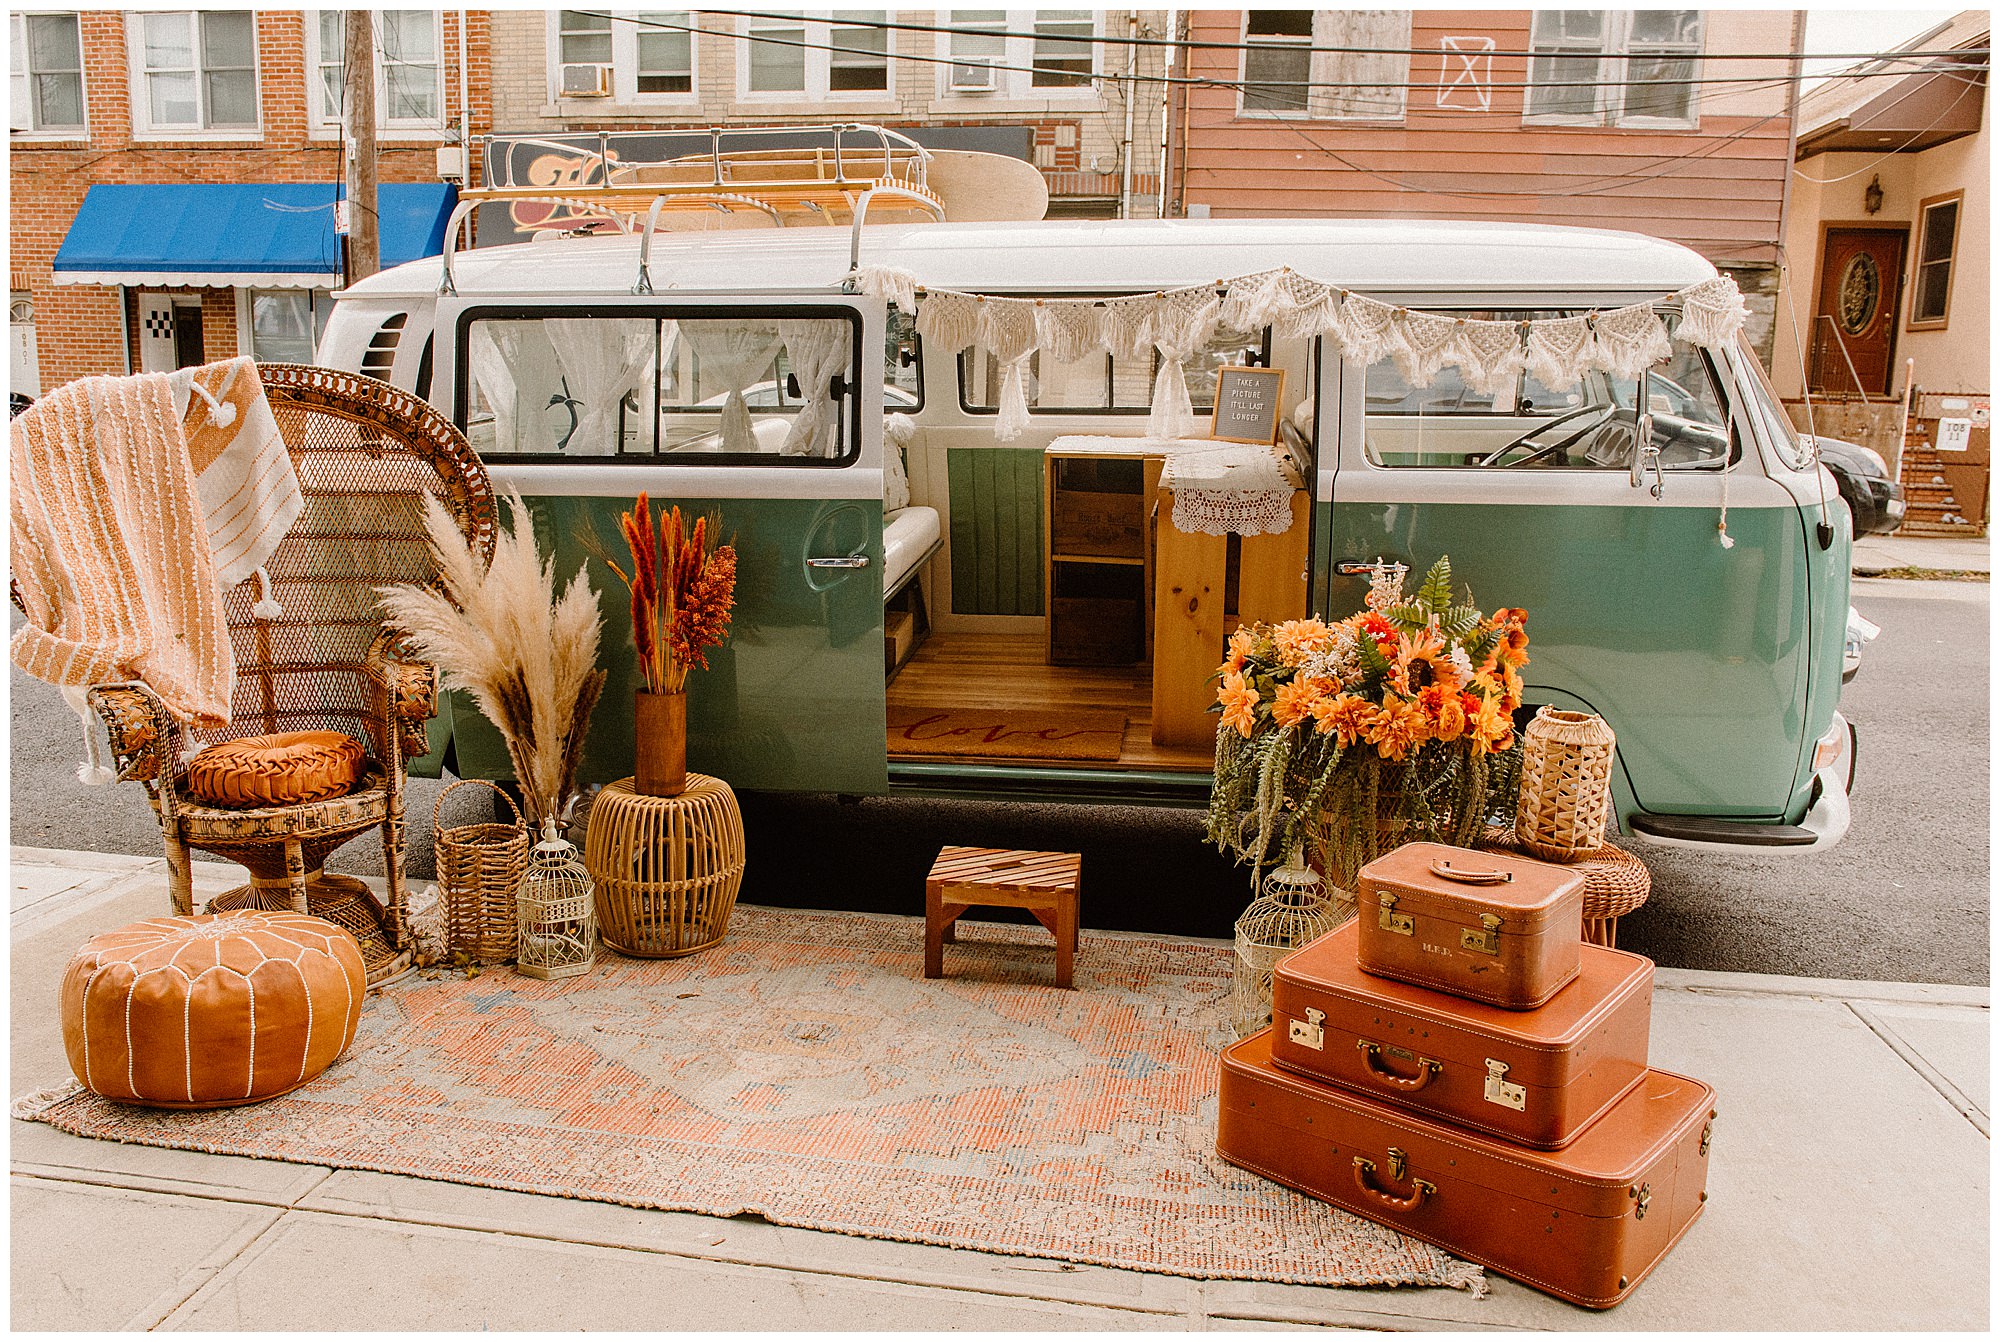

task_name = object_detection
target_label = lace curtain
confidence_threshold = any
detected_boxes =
[777,319,852,458]
[547,318,657,456]
[680,321,783,454]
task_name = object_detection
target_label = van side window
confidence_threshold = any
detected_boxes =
[1362,310,1733,471]
[957,321,1268,415]
[458,309,861,463]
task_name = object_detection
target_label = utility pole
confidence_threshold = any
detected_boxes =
[344,10,380,282]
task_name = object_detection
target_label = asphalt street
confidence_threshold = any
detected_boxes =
[9,577,1988,984]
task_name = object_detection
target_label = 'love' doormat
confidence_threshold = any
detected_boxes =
[887,706,1128,761]
[17,906,1480,1294]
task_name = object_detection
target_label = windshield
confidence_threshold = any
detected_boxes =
[1732,336,1813,472]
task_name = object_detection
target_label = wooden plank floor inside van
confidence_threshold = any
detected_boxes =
[886,631,1213,773]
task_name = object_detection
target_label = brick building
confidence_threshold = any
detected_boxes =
[9,9,491,395]
[479,11,1170,222]
[1168,9,1803,360]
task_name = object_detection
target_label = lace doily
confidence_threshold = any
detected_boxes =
[1162,447,1299,536]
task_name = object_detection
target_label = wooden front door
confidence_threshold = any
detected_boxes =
[1813,228,1906,396]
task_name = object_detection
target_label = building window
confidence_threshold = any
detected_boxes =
[1910,193,1961,328]
[550,12,695,101]
[245,289,333,365]
[1030,10,1093,88]
[134,10,258,132]
[1244,10,1312,113]
[1526,9,1702,128]
[11,12,85,134]
[939,10,1097,99]
[740,12,891,100]
[312,11,443,130]
[1242,11,1411,121]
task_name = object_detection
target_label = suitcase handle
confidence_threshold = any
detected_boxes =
[1357,1040,1442,1091]
[1353,1153,1436,1211]
[1429,858,1512,885]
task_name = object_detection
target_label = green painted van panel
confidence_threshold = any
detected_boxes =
[1792,498,1852,822]
[947,448,1044,616]
[1320,499,1810,820]
[450,494,887,795]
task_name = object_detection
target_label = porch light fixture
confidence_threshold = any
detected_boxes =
[1863,175,1884,215]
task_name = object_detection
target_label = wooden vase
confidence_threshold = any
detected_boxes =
[634,689,688,797]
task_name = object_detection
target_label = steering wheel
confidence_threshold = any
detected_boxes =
[1474,403,1618,469]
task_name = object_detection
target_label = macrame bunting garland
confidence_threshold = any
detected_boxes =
[850,262,1749,442]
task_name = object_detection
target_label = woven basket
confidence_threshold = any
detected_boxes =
[585,775,746,958]
[1515,707,1617,862]
[433,779,529,963]
[1481,826,1651,947]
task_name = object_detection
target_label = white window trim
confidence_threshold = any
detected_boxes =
[124,10,262,141]
[1236,11,1411,124]
[234,286,334,361]
[306,10,449,142]
[933,9,1102,103]
[1524,11,1703,131]
[547,11,700,107]
[734,12,894,105]
[11,11,89,139]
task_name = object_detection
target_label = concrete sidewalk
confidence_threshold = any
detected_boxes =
[1853,532,1989,575]
[10,845,1990,1331]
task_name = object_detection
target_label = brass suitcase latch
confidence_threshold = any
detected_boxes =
[1288,1007,1326,1051]
[1461,912,1503,955]
[1378,891,1413,937]
[1630,1182,1652,1220]
[1483,1057,1526,1111]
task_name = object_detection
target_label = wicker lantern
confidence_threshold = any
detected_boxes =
[1516,707,1617,862]
[515,819,596,980]
[1230,842,1348,1038]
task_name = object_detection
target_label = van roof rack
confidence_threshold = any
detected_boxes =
[442,123,949,295]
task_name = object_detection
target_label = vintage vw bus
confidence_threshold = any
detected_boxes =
[319,168,1854,853]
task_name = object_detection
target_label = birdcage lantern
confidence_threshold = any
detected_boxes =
[515,819,596,980]
[1230,839,1350,1038]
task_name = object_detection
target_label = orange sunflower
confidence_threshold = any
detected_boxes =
[1388,629,1447,698]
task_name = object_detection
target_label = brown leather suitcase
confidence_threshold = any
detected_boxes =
[1271,918,1652,1148]
[1356,841,1585,1008]
[1217,1030,1715,1309]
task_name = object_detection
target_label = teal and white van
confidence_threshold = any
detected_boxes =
[320,204,1855,853]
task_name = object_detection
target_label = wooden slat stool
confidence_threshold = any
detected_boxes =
[925,846,1082,988]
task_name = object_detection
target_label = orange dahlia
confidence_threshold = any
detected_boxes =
[1218,668,1260,738]
[1273,617,1334,667]
[1309,692,1374,747]
[1365,693,1430,762]
[1272,674,1332,729]
[1471,694,1516,753]
[1416,683,1467,742]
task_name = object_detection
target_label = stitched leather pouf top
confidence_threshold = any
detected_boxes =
[184,731,367,808]
[60,911,367,1108]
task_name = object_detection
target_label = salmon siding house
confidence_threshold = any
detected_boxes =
[1169,9,1801,361]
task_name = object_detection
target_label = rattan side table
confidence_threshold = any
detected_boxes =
[584,775,746,958]
[1479,827,1652,948]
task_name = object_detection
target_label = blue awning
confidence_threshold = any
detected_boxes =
[52,183,457,289]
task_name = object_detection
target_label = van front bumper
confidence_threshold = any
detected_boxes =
[1628,713,1855,853]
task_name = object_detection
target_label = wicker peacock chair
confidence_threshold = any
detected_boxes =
[84,364,496,984]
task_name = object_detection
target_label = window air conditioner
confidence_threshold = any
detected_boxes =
[948,58,997,92]
[560,63,613,97]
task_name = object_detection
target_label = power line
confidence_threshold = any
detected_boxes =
[695,8,1990,67]
[591,12,1987,98]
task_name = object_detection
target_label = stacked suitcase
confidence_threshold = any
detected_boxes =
[1217,841,1717,1310]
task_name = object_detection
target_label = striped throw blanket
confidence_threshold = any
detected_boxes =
[10,357,300,740]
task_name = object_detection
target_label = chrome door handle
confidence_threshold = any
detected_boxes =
[1335,559,1385,576]
[806,554,870,569]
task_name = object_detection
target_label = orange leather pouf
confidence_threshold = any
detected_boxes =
[59,911,368,1109]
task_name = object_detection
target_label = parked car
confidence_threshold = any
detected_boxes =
[1843,606,1880,683]
[10,392,33,419]
[1811,434,1905,536]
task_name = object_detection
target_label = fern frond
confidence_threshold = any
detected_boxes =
[1416,556,1453,616]
[1380,602,1430,633]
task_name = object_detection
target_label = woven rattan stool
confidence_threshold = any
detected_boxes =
[584,775,745,958]
[1480,827,1652,948]
[925,846,1081,988]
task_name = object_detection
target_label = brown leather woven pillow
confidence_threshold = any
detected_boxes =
[184,731,367,808]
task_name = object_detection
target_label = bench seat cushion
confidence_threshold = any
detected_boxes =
[883,505,940,597]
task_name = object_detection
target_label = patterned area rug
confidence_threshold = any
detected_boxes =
[17,906,1480,1294]
[887,706,1128,761]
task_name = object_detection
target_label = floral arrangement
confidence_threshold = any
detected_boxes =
[378,491,606,829]
[593,493,738,695]
[1204,556,1529,892]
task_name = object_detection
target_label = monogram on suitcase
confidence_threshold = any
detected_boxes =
[1271,918,1653,1149]
[1217,1029,1715,1309]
